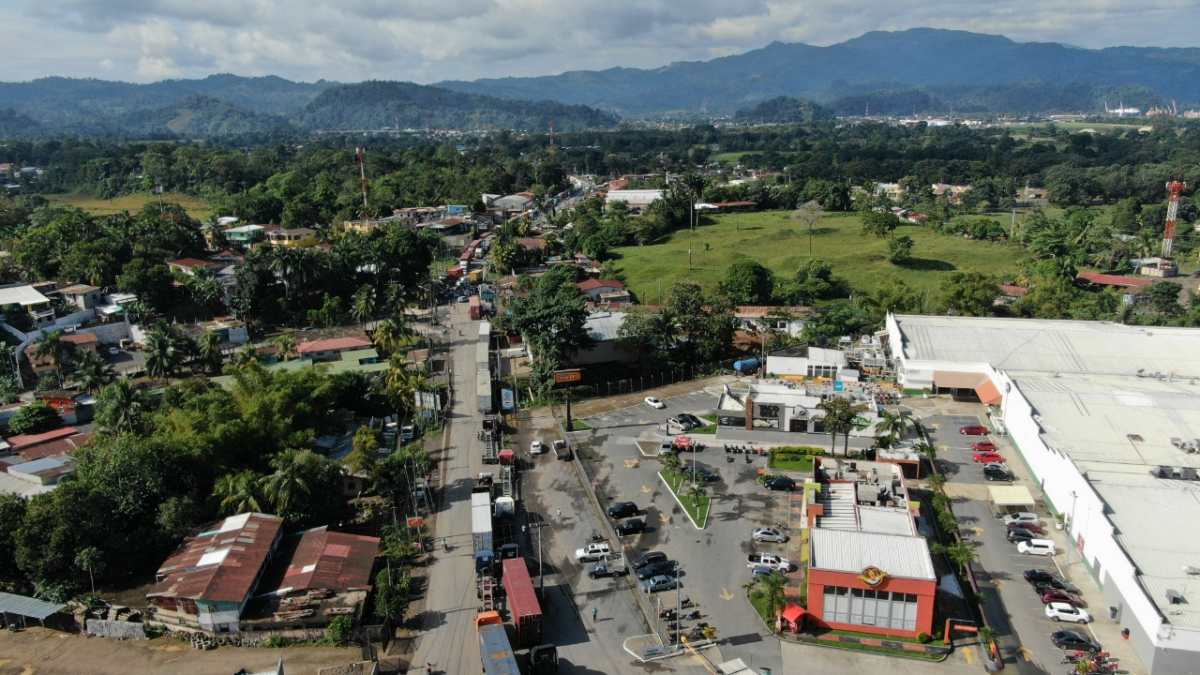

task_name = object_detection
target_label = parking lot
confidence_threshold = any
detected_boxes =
[924,412,1142,674]
[575,389,787,675]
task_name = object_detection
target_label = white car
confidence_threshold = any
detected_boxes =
[530,440,545,454]
[752,527,788,543]
[747,553,791,571]
[1017,539,1056,556]
[1045,602,1091,623]
[644,396,665,409]
[574,542,612,562]
[1003,512,1040,526]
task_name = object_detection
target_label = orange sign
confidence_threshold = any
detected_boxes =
[553,369,582,384]
[859,566,887,586]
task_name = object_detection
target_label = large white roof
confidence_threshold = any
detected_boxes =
[0,284,49,307]
[892,314,1200,378]
[809,528,935,581]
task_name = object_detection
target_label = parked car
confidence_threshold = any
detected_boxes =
[764,477,796,491]
[690,465,719,483]
[1051,630,1100,652]
[645,396,666,409]
[1018,539,1057,556]
[636,560,677,580]
[552,439,571,460]
[400,425,416,442]
[959,425,990,435]
[641,575,680,593]
[574,542,612,562]
[1007,529,1037,544]
[983,464,1014,481]
[615,518,646,536]
[746,553,791,571]
[752,527,788,543]
[530,439,545,455]
[973,451,1004,463]
[633,551,668,570]
[588,557,628,578]
[607,501,639,519]
[1041,589,1086,607]
[970,441,998,452]
[1002,512,1041,526]
[1023,569,1061,585]
[750,565,776,578]
[678,413,704,427]
[1009,523,1046,538]
[1033,577,1079,594]
[1045,602,1091,623]
[658,441,677,457]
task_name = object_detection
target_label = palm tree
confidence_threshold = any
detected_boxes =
[35,330,73,387]
[385,357,428,417]
[750,571,788,629]
[144,325,180,379]
[818,397,865,455]
[876,409,913,447]
[273,334,298,362]
[74,546,104,595]
[686,483,707,512]
[371,317,411,356]
[72,350,115,393]
[261,449,314,516]
[123,299,153,324]
[197,331,224,374]
[232,344,260,368]
[351,285,376,327]
[933,540,978,573]
[214,470,265,515]
[95,379,146,434]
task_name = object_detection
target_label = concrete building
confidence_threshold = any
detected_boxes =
[806,460,936,638]
[168,258,220,277]
[765,347,848,379]
[224,224,266,247]
[0,284,55,325]
[576,279,626,302]
[715,381,876,435]
[733,306,811,338]
[267,228,317,248]
[55,284,103,311]
[887,313,1200,673]
[296,336,372,362]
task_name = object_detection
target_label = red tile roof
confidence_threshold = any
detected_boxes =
[577,279,625,291]
[6,426,79,451]
[277,527,379,593]
[1076,271,1154,289]
[296,336,371,354]
[148,513,284,604]
[516,238,546,251]
[61,332,98,346]
[18,432,92,462]
[734,305,813,318]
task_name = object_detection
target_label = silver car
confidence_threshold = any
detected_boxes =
[752,527,788,543]
[641,574,680,593]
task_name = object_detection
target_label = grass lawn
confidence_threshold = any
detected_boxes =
[659,468,711,528]
[768,446,824,472]
[747,588,776,628]
[690,415,718,435]
[612,210,1025,302]
[712,151,756,164]
[45,192,213,220]
[567,418,591,431]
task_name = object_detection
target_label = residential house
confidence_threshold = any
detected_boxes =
[493,192,534,218]
[296,336,373,362]
[576,279,626,302]
[55,284,103,311]
[147,513,285,633]
[1075,271,1153,305]
[571,312,634,366]
[223,224,266,248]
[3,427,91,463]
[0,284,55,326]
[734,306,811,338]
[5,456,74,487]
[605,189,662,213]
[24,332,98,380]
[873,183,904,201]
[195,317,249,346]
[266,228,317,248]
[168,258,219,277]
[931,183,972,204]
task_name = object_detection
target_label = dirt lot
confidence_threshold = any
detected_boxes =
[0,627,360,675]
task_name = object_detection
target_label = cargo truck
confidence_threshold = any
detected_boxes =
[469,295,483,320]
[476,611,520,675]
[472,491,494,572]
[501,557,543,648]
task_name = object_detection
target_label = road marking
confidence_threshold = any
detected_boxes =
[641,484,653,494]
[720,587,734,600]
[658,511,670,524]
[963,645,976,665]
[1020,646,1033,662]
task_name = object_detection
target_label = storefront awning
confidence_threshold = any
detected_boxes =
[780,603,806,622]
[976,379,1002,406]
[933,370,987,389]
[988,485,1035,508]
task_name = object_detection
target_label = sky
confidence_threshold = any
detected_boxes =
[3,0,1199,84]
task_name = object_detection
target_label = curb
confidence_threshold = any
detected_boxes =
[657,471,707,529]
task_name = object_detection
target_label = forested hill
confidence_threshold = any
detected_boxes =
[0,75,618,138]
[734,97,833,124]
[296,81,619,132]
[437,27,1200,116]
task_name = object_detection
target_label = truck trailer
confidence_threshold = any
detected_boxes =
[476,611,520,675]
[501,557,543,648]
[472,491,494,571]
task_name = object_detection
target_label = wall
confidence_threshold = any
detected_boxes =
[997,371,1170,672]
[806,568,936,638]
[767,355,809,376]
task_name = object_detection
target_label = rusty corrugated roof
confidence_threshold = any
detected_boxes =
[148,513,283,604]
[276,527,379,593]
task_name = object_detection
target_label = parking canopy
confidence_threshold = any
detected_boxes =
[988,485,1035,508]
[0,591,65,621]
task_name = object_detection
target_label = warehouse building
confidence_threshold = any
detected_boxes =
[887,314,1200,673]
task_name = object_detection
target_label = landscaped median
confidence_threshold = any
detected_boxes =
[785,629,951,661]
[768,446,825,473]
[658,468,710,529]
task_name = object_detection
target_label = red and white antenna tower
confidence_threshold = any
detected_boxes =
[355,146,369,213]
[548,120,555,148]
[1162,180,1186,258]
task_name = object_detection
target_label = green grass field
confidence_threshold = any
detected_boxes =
[612,210,1025,302]
[712,151,756,165]
[45,192,213,221]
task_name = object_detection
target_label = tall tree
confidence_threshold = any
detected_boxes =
[213,470,265,516]
[72,350,115,393]
[94,380,147,434]
[34,330,73,387]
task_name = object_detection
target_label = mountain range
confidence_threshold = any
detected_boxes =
[3,28,1200,138]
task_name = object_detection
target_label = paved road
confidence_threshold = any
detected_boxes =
[411,303,486,675]
[579,391,785,674]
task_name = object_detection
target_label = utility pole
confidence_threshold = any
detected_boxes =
[674,561,683,647]
[524,520,548,597]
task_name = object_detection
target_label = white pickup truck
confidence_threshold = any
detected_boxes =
[746,553,791,571]
[575,542,612,562]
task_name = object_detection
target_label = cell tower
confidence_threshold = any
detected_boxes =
[1162,180,1187,258]
[355,146,369,213]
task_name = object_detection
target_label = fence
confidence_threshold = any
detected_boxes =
[85,618,146,640]
[565,362,725,401]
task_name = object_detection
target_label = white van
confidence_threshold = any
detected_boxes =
[1017,539,1056,556]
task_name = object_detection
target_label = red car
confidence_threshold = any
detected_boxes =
[960,425,990,436]
[1007,521,1046,535]
[971,441,997,452]
[973,451,1004,463]
[1042,590,1087,607]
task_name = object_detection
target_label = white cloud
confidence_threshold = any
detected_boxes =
[1,0,1198,84]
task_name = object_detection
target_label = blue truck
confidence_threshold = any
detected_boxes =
[733,357,760,375]
[477,611,520,675]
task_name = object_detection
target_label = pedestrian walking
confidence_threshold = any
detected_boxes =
[592,606,598,622]
[556,508,562,520]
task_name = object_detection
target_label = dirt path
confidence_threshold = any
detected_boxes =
[0,628,359,675]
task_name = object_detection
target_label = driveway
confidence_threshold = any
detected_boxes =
[576,391,785,675]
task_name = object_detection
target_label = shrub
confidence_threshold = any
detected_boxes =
[917,632,932,643]
[326,615,353,645]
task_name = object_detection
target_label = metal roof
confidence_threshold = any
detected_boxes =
[809,528,935,581]
[0,591,65,620]
[0,284,49,307]
[274,527,379,593]
[148,513,284,604]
